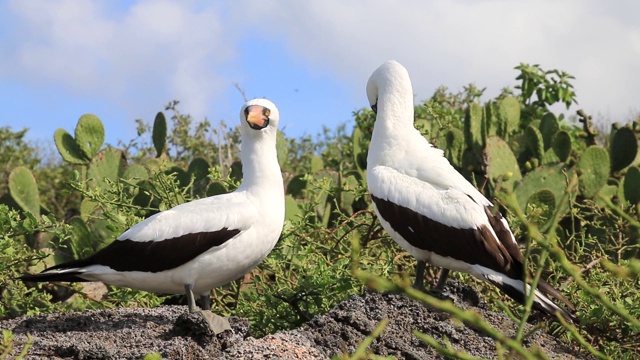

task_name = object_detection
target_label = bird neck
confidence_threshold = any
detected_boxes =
[371,85,416,144]
[238,132,284,196]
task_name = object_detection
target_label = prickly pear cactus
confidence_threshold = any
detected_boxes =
[623,166,640,206]
[352,127,367,172]
[552,131,572,162]
[285,195,302,222]
[484,136,522,192]
[539,112,559,150]
[339,175,358,215]
[525,189,556,229]
[497,96,520,138]
[483,100,496,137]
[75,114,104,160]
[514,163,572,221]
[206,181,228,197]
[276,130,289,172]
[54,114,105,164]
[464,103,484,151]
[541,149,560,165]
[188,157,211,196]
[286,174,307,198]
[152,112,167,158]
[8,166,40,217]
[87,147,127,190]
[188,157,210,181]
[610,127,638,173]
[54,129,89,164]
[311,155,324,173]
[577,146,610,198]
[444,128,465,168]
[68,217,94,258]
[122,164,148,182]
[525,125,545,160]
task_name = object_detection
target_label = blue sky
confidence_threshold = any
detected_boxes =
[1,1,639,148]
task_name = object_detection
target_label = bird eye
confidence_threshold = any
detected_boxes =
[264,108,271,117]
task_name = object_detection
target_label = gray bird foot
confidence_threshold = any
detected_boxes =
[196,310,232,334]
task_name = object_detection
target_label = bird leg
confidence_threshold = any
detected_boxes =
[413,260,426,290]
[184,284,231,334]
[200,293,211,311]
[185,284,198,313]
[434,268,450,292]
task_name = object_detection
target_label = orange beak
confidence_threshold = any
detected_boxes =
[245,105,269,130]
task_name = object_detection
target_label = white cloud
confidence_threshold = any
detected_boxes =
[1,0,638,138]
[235,0,640,123]
[3,0,237,121]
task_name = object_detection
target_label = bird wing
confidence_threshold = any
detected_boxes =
[42,191,258,274]
[369,164,520,276]
[397,134,491,207]
[118,191,256,243]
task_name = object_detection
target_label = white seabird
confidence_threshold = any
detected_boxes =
[365,60,575,322]
[21,98,285,332]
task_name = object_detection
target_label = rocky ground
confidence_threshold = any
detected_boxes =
[1,281,588,359]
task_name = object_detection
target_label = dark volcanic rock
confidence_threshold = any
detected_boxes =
[1,281,588,359]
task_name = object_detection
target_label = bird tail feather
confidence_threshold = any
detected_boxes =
[491,276,577,323]
[19,269,89,283]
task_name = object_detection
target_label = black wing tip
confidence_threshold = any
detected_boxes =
[19,272,88,283]
[494,280,578,324]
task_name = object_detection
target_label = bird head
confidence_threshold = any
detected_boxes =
[366,60,411,115]
[240,98,280,134]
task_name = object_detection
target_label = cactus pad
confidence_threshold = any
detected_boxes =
[623,166,640,206]
[498,96,520,137]
[552,131,572,162]
[75,114,105,160]
[514,163,572,220]
[88,148,127,190]
[8,166,40,217]
[122,164,148,182]
[484,136,522,192]
[54,129,89,164]
[444,128,465,168]
[188,158,211,181]
[285,195,302,222]
[152,112,168,158]
[578,146,610,198]
[525,125,545,160]
[610,127,638,173]
[311,155,324,173]
[276,130,288,167]
[525,189,556,229]
[539,112,559,150]
[464,102,484,151]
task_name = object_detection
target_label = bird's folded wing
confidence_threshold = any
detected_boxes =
[118,191,257,243]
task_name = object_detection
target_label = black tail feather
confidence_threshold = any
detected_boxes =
[491,279,577,324]
[19,271,89,283]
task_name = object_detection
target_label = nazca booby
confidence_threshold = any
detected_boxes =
[21,98,285,332]
[365,60,576,322]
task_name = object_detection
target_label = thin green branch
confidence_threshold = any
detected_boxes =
[597,194,640,229]
[556,316,608,360]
